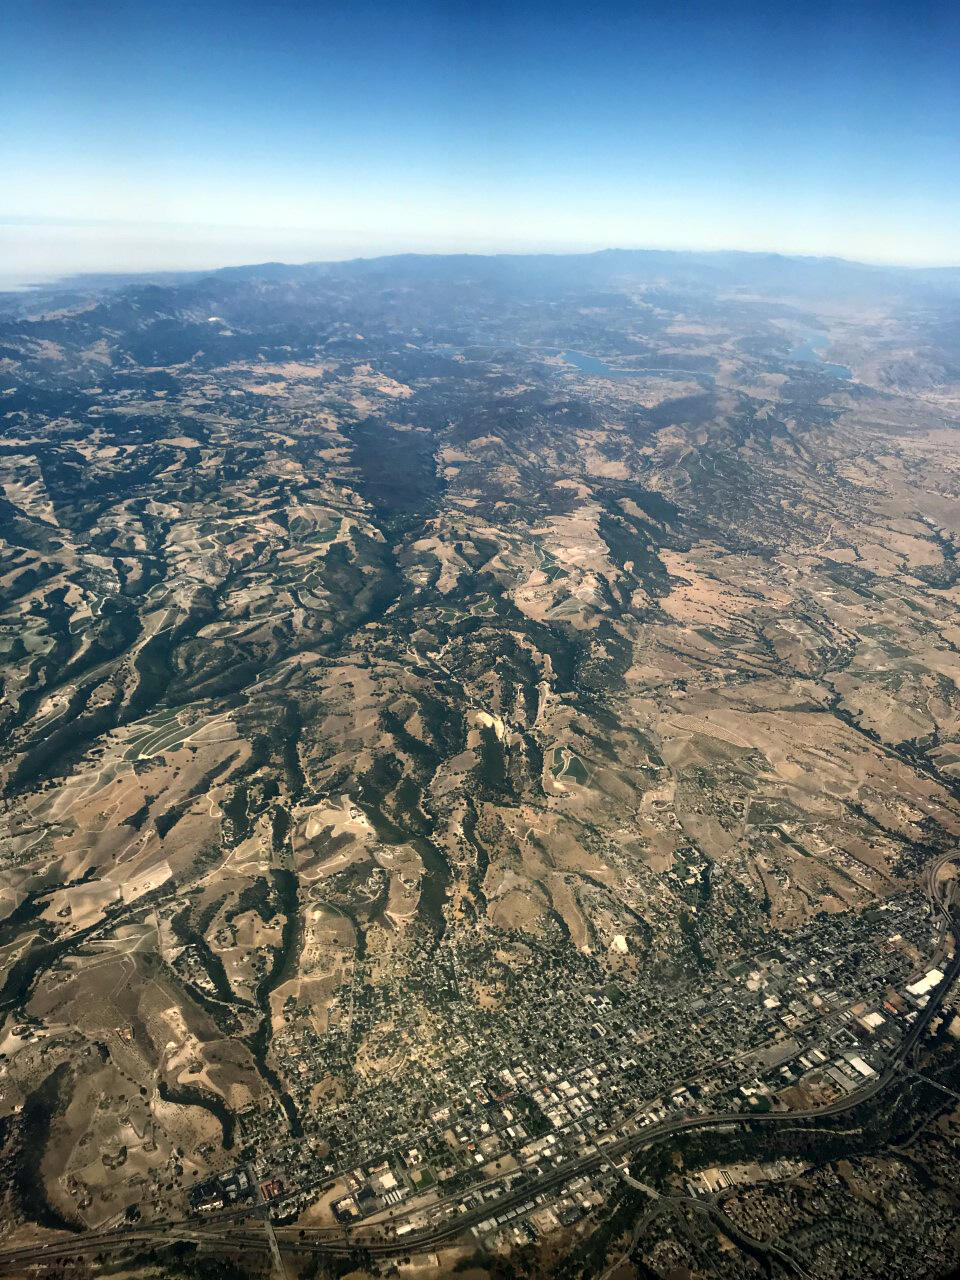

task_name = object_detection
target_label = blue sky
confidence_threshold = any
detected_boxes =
[2,0,960,278]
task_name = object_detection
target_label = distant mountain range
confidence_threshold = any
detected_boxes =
[4,246,960,319]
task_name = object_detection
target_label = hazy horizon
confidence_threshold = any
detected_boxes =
[2,219,960,295]
[5,8,960,1270]
[4,0,960,282]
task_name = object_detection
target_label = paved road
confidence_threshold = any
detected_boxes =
[0,877,956,1273]
[258,1178,287,1280]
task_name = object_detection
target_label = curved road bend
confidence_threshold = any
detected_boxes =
[0,888,956,1272]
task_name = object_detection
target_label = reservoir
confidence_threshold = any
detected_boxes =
[560,351,715,385]
[786,328,852,380]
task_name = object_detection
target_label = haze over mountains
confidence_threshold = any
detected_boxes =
[6,246,960,314]
[1,249,960,1278]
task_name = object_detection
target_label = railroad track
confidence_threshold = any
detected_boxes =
[1,862,957,1273]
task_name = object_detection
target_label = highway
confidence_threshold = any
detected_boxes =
[0,865,957,1274]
